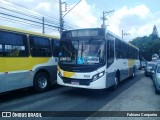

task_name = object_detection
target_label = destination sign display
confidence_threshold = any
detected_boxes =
[62,29,105,38]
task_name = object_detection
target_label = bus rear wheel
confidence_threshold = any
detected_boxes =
[131,69,135,79]
[34,72,49,92]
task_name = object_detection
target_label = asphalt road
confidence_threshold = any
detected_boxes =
[87,71,160,120]
[0,70,158,120]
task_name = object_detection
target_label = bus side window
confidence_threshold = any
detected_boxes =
[52,40,60,57]
[30,36,51,57]
[115,38,121,59]
[0,31,28,57]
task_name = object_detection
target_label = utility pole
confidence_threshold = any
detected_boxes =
[101,10,114,28]
[122,30,123,39]
[59,0,63,35]
[122,30,130,39]
[59,1,68,35]
[42,17,44,34]
[63,0,82,17]
[59,0,82,35]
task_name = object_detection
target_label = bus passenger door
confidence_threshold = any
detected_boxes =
[52,40,60,81]
[106,39,115,87]
[107,40,114,68]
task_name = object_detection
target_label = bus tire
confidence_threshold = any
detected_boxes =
[34,72,49,92]
[109,76,119,91]
[131,68,135,79]
[131,71,135,79]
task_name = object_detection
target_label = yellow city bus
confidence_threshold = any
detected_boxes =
[0,25,59,93]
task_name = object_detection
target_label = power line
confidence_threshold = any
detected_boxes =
[63,0,82,17]
[1,0,60,23]
[3,0,78,29]
[0,15,59,34]
[96,0,120,23]
[0,0,87,32]
[0,6,42,21]
[0,12,60,29]
[1,0,78,30]
[0,6,60,27]
[87,0,120,28]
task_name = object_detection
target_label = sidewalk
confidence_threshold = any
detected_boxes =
[86,74,160,120]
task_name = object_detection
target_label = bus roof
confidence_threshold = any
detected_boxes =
[0,25,59,39]
[128,42,139,50]
[63,28,139,50]
[107,29,139,50]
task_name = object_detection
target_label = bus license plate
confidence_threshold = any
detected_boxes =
[71,81,79,85]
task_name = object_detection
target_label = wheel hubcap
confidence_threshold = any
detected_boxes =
[38,77,47,89]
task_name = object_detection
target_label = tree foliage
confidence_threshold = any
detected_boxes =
[130,25,159,61]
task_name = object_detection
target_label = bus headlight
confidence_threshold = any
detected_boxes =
[58,71,62,78]
[92,71,105,81]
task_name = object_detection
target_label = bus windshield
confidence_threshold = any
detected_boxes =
[59,39,105,65]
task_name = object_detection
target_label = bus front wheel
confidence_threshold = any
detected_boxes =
[109,76,119,91]
[34,72,49,92]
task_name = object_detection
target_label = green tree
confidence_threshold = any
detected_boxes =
[149,25,159,40]
[130,33,160,61]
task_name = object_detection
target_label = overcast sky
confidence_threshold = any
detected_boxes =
[0,0,160,41]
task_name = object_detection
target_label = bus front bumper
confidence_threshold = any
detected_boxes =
[57,75,106,89]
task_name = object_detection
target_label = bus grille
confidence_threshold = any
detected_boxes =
[62,77,92,86]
